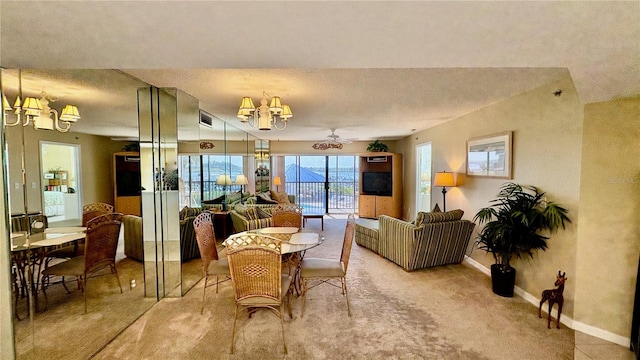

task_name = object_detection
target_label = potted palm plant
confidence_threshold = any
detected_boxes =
[473,182,571,297]
[366,140,389,152]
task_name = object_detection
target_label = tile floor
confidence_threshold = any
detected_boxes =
[575,332,636,360]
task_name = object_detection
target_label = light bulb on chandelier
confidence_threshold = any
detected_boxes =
[237,91,292,131]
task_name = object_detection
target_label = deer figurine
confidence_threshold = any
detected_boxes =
[539,271,567,329]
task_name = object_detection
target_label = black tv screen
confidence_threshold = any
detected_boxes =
[362,172,392,196]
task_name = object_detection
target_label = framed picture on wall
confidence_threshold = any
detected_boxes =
[466,131,513,179]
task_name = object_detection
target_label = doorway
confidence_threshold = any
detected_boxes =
[40,141,82,226]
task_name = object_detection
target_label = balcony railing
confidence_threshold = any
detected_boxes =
[286,181,358,214]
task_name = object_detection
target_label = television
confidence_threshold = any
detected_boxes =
[362,172,392,196]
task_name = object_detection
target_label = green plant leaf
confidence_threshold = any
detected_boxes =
[473,182,571,267]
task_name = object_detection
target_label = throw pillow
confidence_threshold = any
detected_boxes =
[432,203,442,213]
[246,207,260,221]
[234,204,248,217]
[256,207,272,219]
[256,192,278,204]
[270,190,291,204]
[227,191,242,204]
[420,209,465,224]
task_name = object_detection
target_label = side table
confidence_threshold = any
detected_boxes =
[212,211,233,239]
[302,214,324,231]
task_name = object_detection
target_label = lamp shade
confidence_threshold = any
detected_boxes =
[22,97,42,115]
[237,97,255,120]
[273,176,282,186]
[216,174,233,186]
[234,174,248,185]
[60,105,81,122]
[280,104,293,120]
[2,95,11,111]
[269,96,283,114]
[434,172,455,187]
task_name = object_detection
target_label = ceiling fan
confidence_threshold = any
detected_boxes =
[312,128,355,150]
[326,128,354,144]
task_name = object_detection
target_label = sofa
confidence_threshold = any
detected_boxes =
[355,209,475,271]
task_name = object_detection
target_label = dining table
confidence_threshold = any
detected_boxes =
[224,227,324,295]
[10,226,87,319]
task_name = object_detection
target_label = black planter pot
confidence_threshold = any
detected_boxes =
[491,264,516,297]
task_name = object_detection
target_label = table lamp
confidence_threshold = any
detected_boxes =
[273,176,282,192]
[216,174,233,211]
[234,174,248,204]
[433,171,455,212]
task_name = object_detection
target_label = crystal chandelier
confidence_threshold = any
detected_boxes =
[237,91,292,131]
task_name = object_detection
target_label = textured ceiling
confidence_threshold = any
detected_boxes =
[1,1,638,141]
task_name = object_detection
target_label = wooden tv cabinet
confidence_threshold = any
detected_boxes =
[358,152,402,219]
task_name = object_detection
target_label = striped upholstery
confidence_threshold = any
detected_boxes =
[371,214,476,271]
[229,207,274,233]
[355,221,381,253]
[123,215,143,261]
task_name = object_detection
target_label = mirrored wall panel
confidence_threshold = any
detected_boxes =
[2,69,155,359]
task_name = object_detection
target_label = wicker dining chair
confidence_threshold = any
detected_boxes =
[41,213,124,313]
[193,212,230,313]
[271,203,303,228]
[43,202,115,265]
[300,213,356,317]
[225,234,293,355]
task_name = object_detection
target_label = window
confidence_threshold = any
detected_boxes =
[416,142,432,213]
[178,154,244,207]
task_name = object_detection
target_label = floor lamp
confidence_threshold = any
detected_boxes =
[433,171,455,212]
[234,174,248,204]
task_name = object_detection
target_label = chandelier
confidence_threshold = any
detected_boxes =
[2,91,81,132]
[237,91,293,131]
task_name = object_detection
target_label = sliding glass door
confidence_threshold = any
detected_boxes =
[283,155,358,214]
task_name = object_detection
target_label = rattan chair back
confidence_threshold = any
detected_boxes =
[271,204,303,228]
[84,213,123,276]
[226,234,283,303]
[82,202,114,227]
[340,213,356,273]
[193,212,219,274]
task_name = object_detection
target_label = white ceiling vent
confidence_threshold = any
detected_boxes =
[199,110,213,127]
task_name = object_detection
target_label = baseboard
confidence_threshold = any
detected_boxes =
[572,320,631,347]
[462,256,631,348]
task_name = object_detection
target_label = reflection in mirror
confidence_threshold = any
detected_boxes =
[3,69,155,359]
[40,142,82,227]
[176,91,201,295]
[178,112,226,296]
[255,139,271,193]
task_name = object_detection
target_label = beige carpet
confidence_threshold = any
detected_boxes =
[14,257,155,360]
[93,217,574,360]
